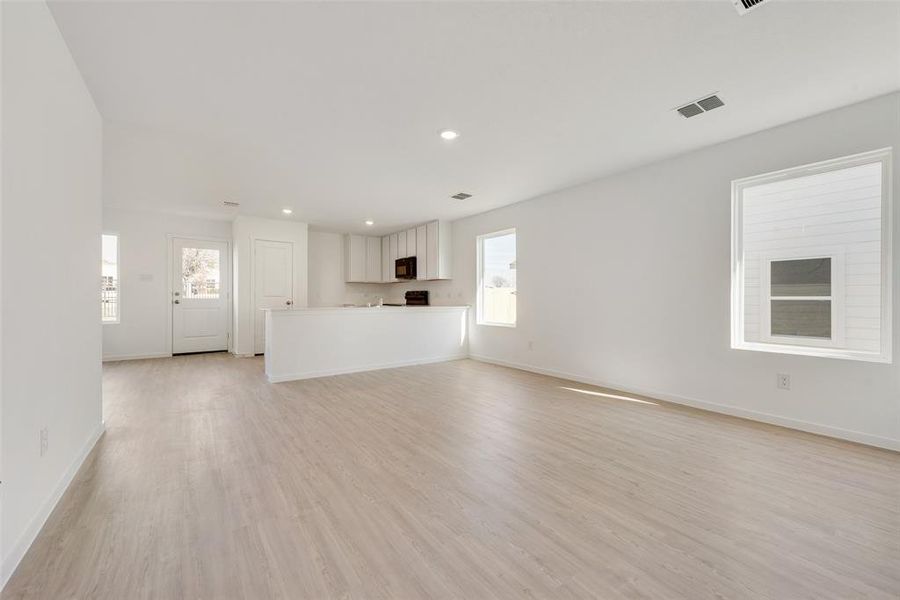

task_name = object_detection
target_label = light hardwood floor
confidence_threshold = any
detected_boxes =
[4,354,899,599]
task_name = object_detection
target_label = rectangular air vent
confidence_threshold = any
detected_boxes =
[697,95,724,111]
[223,200,240,207]
[676,93,725,118]
[451,192,472,200]
[733,0,770,15]
[677,103,703,119]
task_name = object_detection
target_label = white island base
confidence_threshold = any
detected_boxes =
[264,306,469,383]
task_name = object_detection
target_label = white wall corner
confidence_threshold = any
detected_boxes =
[1,423,106,590]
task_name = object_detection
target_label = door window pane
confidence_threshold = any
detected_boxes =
[771,258,831,297]
[771,299,831,338]
[182,248,220,298]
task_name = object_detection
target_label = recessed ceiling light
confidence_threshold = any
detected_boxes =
[439,129,459,141]
[282,208,293,215]
[364,220,374,226]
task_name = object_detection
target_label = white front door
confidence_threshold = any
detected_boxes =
[172,238,229,354]
[254,239,293,354]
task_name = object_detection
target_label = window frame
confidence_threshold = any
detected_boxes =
[731,147,892,363]
[101,232,120,325]
[476,228,517,328]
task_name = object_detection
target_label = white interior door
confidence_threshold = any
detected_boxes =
[254,239,294,354]
[172,238,229,354]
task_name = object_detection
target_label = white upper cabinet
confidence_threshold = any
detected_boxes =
[366,236,381,282]
[344,234,384,282]
[415,224,427,280]
[426,220,451,279]
[426,221,439,279]
[381,236,391,282]
[398,230,407,258]
[406,228,417,257]
[389,233,399,281]
[344,221,451,282]
[344,234,366,282]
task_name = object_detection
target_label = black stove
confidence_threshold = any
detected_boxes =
[404,290,429,306]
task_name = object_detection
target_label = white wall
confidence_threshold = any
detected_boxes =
[452,93,900,449]
[232,216,309,355]
[101,207,232,360]
[1,0,103,586]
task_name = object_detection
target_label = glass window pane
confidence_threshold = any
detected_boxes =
[771,300,831,338]
[480,232,516,325]
[771,258,831,297]
[101,234,118,322]
[735,153,887,357]
[182,248,220,299]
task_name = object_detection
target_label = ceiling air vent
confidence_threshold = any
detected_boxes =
[677,103,704,119]
[675,94,725,118]
[223,200,240,207]
[697,95,725,111]
[733,0,771,16]
[451,192,472,200]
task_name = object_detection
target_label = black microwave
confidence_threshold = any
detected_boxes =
[395,256,417,279]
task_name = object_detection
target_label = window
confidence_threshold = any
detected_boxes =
[477,229,516,326]
[731,148,892,362]
[181,247,221,299]
[762,255,841,345]
[101,234,119,323]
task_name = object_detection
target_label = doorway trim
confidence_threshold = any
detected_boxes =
[166,234,233,356]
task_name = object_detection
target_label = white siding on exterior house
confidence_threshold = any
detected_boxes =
[740,161,883,353]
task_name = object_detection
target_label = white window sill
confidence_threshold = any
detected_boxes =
[732,341,891,364]
[477,321,516,328]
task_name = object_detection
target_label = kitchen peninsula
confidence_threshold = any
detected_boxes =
[264,305,469,382]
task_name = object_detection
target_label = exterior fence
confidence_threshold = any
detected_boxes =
[101,288,117,321]
[183,281,220,299]
[483,287,516,324]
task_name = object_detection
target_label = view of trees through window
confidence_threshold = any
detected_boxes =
[181,248,221,298]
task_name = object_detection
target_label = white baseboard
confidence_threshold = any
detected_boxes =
[470,354,900,452]
[268,354,469,383]
[102,352,171,362]
[1,422,106,590]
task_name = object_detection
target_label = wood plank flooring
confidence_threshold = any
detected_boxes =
[4,354,899,599]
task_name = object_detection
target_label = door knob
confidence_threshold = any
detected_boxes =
[285,300,293,306]
[174,299,180,304]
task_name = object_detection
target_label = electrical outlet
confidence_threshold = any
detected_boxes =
[527,340,534,351]
[40,427,49,457]
[777,373,791,390]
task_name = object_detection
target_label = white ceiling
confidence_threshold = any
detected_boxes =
[49,0,900,234]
